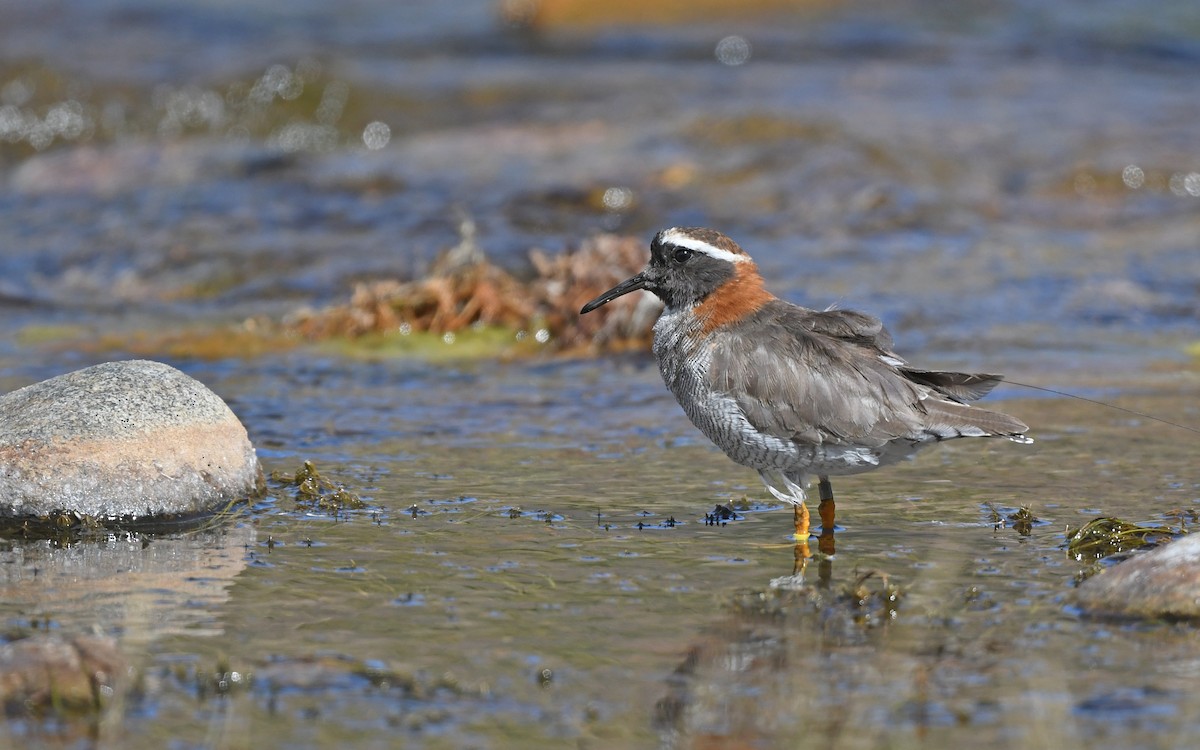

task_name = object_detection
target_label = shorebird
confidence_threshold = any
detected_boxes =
[580,227,1031,548]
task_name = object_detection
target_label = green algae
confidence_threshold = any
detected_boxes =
[316,324,549,361]
[1064,516,1180,563]
[14,324,93,346]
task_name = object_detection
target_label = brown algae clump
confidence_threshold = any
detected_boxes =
[62,233,659,360]
[270,461,365,513]
[284,233,658,355]
[1008,505,1038,536]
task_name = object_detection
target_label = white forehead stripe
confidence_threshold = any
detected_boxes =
[661,229,749,264]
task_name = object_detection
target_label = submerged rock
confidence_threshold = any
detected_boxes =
[1074,534,1200,619]
[0,360,263,522]
[0,634,124,715]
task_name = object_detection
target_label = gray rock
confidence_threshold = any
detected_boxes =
[0,360,263,520]
[1074,534,1200,619]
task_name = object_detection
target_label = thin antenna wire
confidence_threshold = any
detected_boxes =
[1006,380,1200,436]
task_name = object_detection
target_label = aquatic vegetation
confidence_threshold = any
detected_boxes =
[0,502,248,542]
[0,509,104,546]
[269,460,366,514]
[705,504,739,526]
[1064,516,1180,563]
[844,569,904,626]
[1008,505,1038,536]
[92,323,299,361]
[983,502,1042,536]
[55,231,661,361]
[284,232,658,356]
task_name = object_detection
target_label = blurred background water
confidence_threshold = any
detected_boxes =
[1,1,1199,748]
[2,0,1198,369]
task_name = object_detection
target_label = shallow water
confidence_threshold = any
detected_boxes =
[3,356,1198,748]
[1,0,1200,747]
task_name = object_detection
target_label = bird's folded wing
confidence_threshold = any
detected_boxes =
[898,368,1003,402]
[707,321,926,447]
[801,308,896,353]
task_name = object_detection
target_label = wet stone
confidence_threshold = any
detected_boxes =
[1075,534,1200,620]
[0,360,262,521]
[0,634,125,714]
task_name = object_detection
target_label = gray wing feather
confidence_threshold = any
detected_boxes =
[708,301,1027,446]
[803,309,895,352]
[803,309,1005,403]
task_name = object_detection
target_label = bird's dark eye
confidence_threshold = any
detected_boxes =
[672,247,693,264]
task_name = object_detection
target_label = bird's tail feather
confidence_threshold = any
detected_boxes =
[902,369,1004,403]
[920,398,1033,444]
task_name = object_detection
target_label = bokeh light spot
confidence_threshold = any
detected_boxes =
[251,64,300,105]
[363,120,391,150]
[1185,173,1200,197]
[0,104,26,142]
[271,122,338,152]
[1121,165,1144,190]
[715,36,752,66]
[601,186,633,211]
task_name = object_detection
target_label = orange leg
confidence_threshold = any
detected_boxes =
[793,536,812,574]
[792,502,812,572]
[817,476,836,555]
[793,501,810,540]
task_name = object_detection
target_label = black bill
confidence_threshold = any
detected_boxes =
[580,272,648,314]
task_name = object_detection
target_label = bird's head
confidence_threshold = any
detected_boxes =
[580,227,762,314]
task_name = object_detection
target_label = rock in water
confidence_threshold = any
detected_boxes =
[1075,534,1200,620]
[0,360,263,521]
[0,634,124,714]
